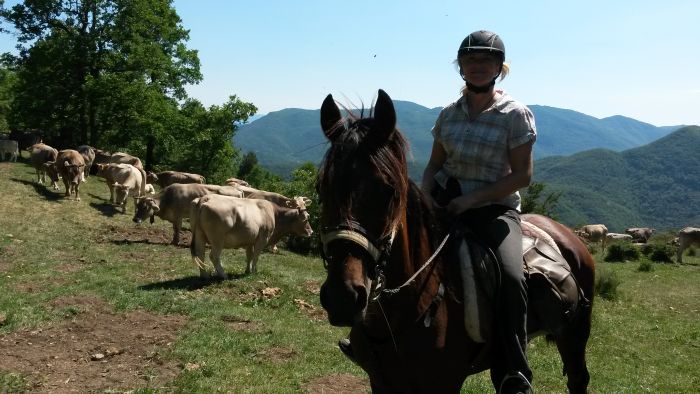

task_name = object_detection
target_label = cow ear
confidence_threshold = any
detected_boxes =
[372,89,397,144]
[302,197,312,207]
[320,94,344,141]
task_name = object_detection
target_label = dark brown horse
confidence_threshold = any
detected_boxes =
[317,90,595,393]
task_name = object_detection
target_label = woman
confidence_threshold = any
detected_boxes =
[421,30,536,394]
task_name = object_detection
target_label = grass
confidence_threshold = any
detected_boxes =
[1,161,699,393]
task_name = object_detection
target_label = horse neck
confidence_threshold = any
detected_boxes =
[366,193,444,334]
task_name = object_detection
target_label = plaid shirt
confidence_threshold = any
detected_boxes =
[432,91,536,211]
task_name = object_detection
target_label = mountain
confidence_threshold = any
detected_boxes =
[234,101,683,178]
[534,126,700,231]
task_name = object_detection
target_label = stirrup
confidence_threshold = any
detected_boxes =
[499,371,534,394]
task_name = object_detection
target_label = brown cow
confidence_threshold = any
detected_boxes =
[146,170,206,189]
[76,145,96,181]
[575,224,608,250]
[677,227,700,263]
[109,152,143,170]
[190,194,313,278]
[132,183,244,245]
[47,150,85,201]
[28,143,59,189]
[625,227,655,243]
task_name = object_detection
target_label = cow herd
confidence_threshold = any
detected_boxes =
[2,139,314,278]
[574,223,699,263]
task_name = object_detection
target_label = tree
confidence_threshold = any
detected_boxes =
[0,0,201,151]
[238,151,258,180]
[0,66,15,132]
[520,181,562,218]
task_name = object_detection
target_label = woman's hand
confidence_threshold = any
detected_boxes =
[446,194,476,215]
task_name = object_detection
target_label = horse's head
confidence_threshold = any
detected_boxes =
[317,89,410,326]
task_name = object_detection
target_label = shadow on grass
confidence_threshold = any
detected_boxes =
[11,177,63,201]
[138,273,248,291]
[90,201,122,217]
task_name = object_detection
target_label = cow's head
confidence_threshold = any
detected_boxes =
[113,182,131,206]
[64,161,84,184]
[43,161,59,182]
[133,197,160,224]
[95,163,110,177]
[146,172,158,184]
[288,196,313,237]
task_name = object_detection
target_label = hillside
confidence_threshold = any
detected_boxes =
[234,101,681,177]
[535,126,700,231]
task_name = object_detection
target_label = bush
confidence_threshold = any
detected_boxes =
[637,260,654,272]
[604,244,640,262]
[595,269,621,301]
[648,244,675,263]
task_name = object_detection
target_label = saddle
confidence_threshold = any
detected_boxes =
[457,226,586,343]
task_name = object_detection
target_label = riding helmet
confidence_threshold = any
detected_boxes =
[457,30,505,61]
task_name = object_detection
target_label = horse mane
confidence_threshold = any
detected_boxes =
[317,108,411,238]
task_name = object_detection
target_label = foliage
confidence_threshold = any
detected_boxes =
[0,0,257,183]
[604,244,640,262]
[648,245,675,263]
[594,268,621,300]
[237,151,258,180]
[520,181,561,218]
[0,66,15,132]
[637,260,653,272]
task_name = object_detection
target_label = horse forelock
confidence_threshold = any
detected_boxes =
[318,114,410,237]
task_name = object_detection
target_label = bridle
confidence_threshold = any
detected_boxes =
[320,220,397,282]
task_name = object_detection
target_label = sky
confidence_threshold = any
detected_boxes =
[2,1,699,127]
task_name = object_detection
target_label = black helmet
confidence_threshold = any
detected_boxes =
[458,30,505,61]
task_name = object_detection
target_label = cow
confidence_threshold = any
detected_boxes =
[46,149,85,201]
[224,177,251,187]
[190,194,313,278]
[575,224,608,250]
[76,145,96,181]
[605,232,634,246]
[29,143,59,189]
[110,152,143,170]
[95,163,147,212]
[146,170,206,189]
[625,227,655,243]
[145,184,156,194]
[132,183,244,245]
[0,140,19,162]
[677,227,700,263]
[223,184,312,253]
[93,149,143,171]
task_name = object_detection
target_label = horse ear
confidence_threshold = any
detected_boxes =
[373,89,397,141]
[320,94,343,140]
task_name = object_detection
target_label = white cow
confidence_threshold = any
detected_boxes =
[677,227,700,263]
[575,224,608,250]
[0,140,18,162]
[190,194,313,278]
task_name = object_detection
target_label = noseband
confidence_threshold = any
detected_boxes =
[320,221,396,280]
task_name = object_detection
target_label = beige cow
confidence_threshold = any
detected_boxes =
[625,227,655,243]
[677,227,700,263]
[575,224,608,250]
[132,183,244,245]
[190,194,313,278]
[146,170,206,189]
[29,143,59,189]
[95,163,147,212]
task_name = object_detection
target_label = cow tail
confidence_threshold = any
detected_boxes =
[138,167,147,197]
[190,197,207,271]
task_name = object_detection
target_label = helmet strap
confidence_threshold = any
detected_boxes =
[464,78,496,94]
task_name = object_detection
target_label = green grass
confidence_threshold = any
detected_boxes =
[1,161,698,393]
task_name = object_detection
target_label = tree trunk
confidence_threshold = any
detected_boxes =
[145,135,156,172]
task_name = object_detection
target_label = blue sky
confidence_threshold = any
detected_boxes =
[2,1,699,126]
